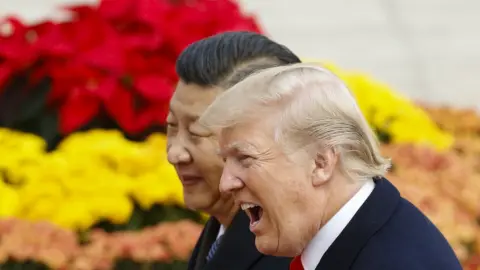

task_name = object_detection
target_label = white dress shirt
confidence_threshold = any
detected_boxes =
[217,224,225,239]
[301,179,375,270]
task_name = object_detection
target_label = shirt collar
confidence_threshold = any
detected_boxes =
[217,224,226,239]
[301,179,375,270]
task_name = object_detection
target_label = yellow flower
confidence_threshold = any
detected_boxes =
[0,128,46,153]
[131,164,184,210]
[50,199,96,231]
[0,181,20,217]
[21,196,64,222]
[85,195,134,225]
[0,128,187,230]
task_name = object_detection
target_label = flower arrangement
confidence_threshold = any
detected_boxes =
[0,128,193,231]
[0,218,202,269]
[422,106,480,137]
[0,0,261,149]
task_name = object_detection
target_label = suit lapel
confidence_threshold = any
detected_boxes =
[187,228,202,270]
[193,217,220,270]
[316,178,401,270]
[205,211,263,270]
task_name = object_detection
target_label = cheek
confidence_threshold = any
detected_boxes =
[248,167,296,218]
[264,167,305,202]
[190,138,224,182]
[189,137,219,162]
[257,166,308,226]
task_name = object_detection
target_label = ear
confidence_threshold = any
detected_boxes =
[311,148,338,187]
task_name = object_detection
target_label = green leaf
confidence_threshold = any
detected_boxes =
[125,205,145,231]
[38,110,61,152]
[17,78,51,123]
[375,128,391,144]
[0,74,30,127]
[0,260,49,270]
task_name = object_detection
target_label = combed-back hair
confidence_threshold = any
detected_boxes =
[176,31,301,88]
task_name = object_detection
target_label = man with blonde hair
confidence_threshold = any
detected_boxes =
[199,63,461,270]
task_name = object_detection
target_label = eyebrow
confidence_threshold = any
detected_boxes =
[168,107,200,122]
[218,141,259,157]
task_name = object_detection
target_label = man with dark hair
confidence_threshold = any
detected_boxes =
[176,31,301,87]
[166,31,300,270]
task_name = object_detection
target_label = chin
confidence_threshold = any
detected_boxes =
[255,235,281,256]
[183,195,211,212]
[256,235,303,257]
[255,242,273,256]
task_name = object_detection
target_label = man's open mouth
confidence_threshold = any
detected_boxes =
[241,203,263,226]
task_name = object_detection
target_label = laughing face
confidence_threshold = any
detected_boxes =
[218,119,323,256]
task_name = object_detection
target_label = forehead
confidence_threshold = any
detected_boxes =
[219,121,276,154]
[169,82,222,117]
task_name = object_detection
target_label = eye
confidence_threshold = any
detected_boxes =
[166,123,178,137]
[166,123,178,133]
[237,154,254,167]
[188,124,211,138]
[188,128,206,138]
[189,131,203,138]
[166,113,177,127]
[188,130,211,138]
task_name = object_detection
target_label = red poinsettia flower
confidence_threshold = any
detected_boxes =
[0,17,37,88]
[1,0,263,135]
[34,7,125,71]
[104,83,170,133]
[28,6,129,133]
[59,86,102,133]
[160,0,263,55]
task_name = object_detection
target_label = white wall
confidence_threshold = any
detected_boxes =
[2,0,479,109]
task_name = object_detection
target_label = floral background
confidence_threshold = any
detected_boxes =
[0,0,479,269]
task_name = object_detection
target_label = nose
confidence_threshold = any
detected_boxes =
[167,139,192,165]
[219,163,244,193]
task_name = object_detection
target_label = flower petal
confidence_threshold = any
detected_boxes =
[97,0,135,20]
[59,88,100,134]
[134,75,173,101]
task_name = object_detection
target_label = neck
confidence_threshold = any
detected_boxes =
[211,196,239,227]
[215,209,238,227]
[318,177,363,228]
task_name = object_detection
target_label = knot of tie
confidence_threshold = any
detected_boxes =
[206,235,223,261]
[290,255,304,270]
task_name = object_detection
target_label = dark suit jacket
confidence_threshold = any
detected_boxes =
[187,211,291,270]
[316,177,462,270]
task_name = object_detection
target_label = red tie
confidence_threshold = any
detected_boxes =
[290,255,304,270]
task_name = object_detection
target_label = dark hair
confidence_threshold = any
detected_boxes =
[176,31,301,88]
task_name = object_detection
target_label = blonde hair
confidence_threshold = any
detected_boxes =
[199,63,390,180]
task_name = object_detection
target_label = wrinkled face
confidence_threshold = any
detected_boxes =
[218,119,324,256]
[166,81,227,213]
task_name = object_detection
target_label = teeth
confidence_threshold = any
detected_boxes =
[241,203,258,210]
